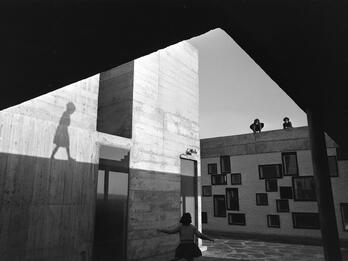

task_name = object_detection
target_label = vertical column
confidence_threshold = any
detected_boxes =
[307,107,341,261]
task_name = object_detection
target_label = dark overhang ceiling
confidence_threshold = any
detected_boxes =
[1,0,348,146]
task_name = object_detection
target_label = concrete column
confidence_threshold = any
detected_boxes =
[307,107,341,261]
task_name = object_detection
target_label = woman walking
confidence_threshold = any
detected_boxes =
[157,213,214,261]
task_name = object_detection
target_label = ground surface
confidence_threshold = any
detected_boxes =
[197,238,348,261]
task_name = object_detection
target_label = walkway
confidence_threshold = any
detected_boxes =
[199,238,348,261]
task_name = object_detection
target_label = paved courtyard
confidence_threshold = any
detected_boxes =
[198,238,348,261]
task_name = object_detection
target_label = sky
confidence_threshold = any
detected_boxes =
[188,29,308,139]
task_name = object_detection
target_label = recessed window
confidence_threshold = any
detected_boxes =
[226,188,239,211]
[279,186,293,199]
[208,163,218,175]
[267,215,280,228]
[231,173,242,185]
[211,174,227,185]
[282,152,298,176]
[220,156,231,174]
[228,213,246,226]
[328,156,338,177]
[213,195,226,217]
[265,179,278,192]
[341,203,348,231]
[256,193,268,206]
[292,212,320,229]
[259,164,283,179]
[202,186,212,197]
[336,147,348,160]
[292,176,316,201]
[276,199,290,212]
[202,212,208,224]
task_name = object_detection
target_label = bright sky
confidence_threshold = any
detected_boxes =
[188,28,308,139]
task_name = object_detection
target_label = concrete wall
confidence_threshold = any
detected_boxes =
[201,127,348,242]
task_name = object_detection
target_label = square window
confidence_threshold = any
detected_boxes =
[336,147,348,160]
[211,174,227,185]
[267,215,280,228]
[208,163,218,175]
[341,203,348,231]
[276,199,290,212]
[202,212,208,224]
[292,176,316,201]
[279,186,293,199]
[328,156,338,177]
[265,179,278,192]
[259,164,283,179]
[231,173,242,185]
[292,212,320,229]
[282,152,298,176]
[202,186,212,197]
[220,156,231,174]
[213,195,226,217]
[228,213,246,226]
[256,193,268,206]
[226,188,239,211]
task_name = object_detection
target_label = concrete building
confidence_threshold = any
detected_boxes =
[201,127,348,245]
[0,41,201,261]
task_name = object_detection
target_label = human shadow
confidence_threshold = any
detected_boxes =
[51,102,76,160]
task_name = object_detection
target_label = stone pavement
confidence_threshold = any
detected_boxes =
[197,238,348,261]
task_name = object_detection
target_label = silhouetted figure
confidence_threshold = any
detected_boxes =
[157,213,214,261]
[51,102,76,159]
[283,117,293,129]
[250,118,264,133]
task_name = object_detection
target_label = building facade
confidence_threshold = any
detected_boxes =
[201,127,348,244]
[0,41,200,261]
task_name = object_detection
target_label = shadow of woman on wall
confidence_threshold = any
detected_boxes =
[51,102,76,160]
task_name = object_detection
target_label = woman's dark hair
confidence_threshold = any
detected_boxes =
[180,213,192,226]
[283,117,289,121]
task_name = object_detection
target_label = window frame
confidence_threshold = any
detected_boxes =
[267,215,280,228]
[256,193,268,206]
[213,195,227,217]
[258,164,283,179]
[230,173,242,185]
[292,212,320,229]
[220,155,231,174]
[202,185,212,197]
[279,186,293,199]
[226,188,239,211]
[276,199,290,213]
[207,163,218,175]
[265,179,278,192]
[281,152,299,176]
[228,213,246,226]
[340,203,348,232]
[292,176,317,202]
[211,174,227,185]
[328,155,339,177]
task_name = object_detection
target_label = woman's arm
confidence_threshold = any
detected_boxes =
[157,225,180,234]
[193,227,214,242]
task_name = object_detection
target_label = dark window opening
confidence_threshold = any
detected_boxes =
[276,199,290,212]
[202,186,212,197]
[265,179,278,192]
[259,164,283,179]
[256,193,268,206]
[282,152,298,176]
[292,176,316,201]
[228,213,246,226]
[267,215,280,228]
[292,213,320,229]
[213,195,226,217]
[211,174,227,185]
[220,155,231,174]
[341,203,348,231]
[328,156,338,177]
[231,173,242,185]
[208,163,218,174]
[202,212,208,224]
[279,186,293,199]
[226,188,239,211]
[337,147,348,160]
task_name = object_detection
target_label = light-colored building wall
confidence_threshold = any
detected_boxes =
[201,127,348,242]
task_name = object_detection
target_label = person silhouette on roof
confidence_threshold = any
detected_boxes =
[250,119,264,133]
[283,117,293,129]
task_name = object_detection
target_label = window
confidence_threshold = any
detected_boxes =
[256,193,268,206]
[211,174,227,185]
[282,152,298,176]
[259,164,283,179]
[265,179,278,192]
[292,213,320,229]
[202,186,212,197]
[328,156,338,177]
[208,163,218,174]
[202,212,208,224]
[231,173,242,185]
[226,188,239,211]
[213,195,226,217]
[228,213,246,225]
[276,199,290,212]
[341,203,348,231]
[337,147,348,160]
[220,155,231,174]
[267,215,280,228]
[292,176,316,201]
[279,186,293,199]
